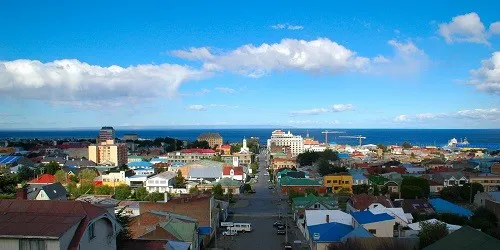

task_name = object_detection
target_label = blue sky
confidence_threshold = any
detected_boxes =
[0,0,499,129]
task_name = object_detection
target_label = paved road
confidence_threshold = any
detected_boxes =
[211,150,308,250]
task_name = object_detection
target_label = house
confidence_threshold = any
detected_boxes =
[474,191,500,207]
[322,173,353,193]
[126,174,149,189]
[302,210,354,241]
[139,195,218,247]
[346,194,393,213]
[145,171,177,193]
[428,179,444,193]
[64,159,96,168]
[432,172,468,187]
[369,204,412,227]
[351,210,396,237]
[307,222,372,250]
[76,195,120,217]
[128,161,153,170]
[25,182,67,201]
[0,198,121,250]
[116,200,141,217]
[423,226,500,250]
[429,198,472,217]
[351,173,368,185]
[270,157,296,170]
[27,174,56,185]
[469,174,500,192]
[188,167,222,182]
[292,195,338,220]
[276,169,307,182]
[222,166,245,181]
[198,178,242,194]
[132,167,155,176]
[406,219,461,237]
[396,199,435,216]
[62,166,100,178]
[279,177,326,195]
[96,171,133,187]
[128,211,199,250]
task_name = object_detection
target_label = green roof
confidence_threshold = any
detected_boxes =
[424,226,500,250]
[185,160,225,168]
[211,177,242,187]
[368,175,389,185]
[160,217,197,242]
[292,194,337,210]
[128,155,144,159]
[280,176,322,186]
[277,169,294,177]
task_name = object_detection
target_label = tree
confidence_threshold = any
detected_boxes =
[187,140,210,149]
[469,207,498,232]
[317,158,347,176]
[418,221,448,248]
[114,184,131,200]
[54,170,67,184]
[320,149,340,161]
[116,207,132,249]
[69,175,79,183]
[66,182,79,197]
[189,186,200,194]
[296,151,321,166]
[373,185,380,196]
[212,184,224,198]
[401,176,430,197]
[402,142,412,149]
[79,169,97,186]
[288,189,303,202]
[211,154,224,162]
[95,185,113,195]
[79,183,94,196]
[377,144,387,152]
[304,188,318,196]
[44,161,60,175]
[440,186,463,202]
[0,174,18,194]
[230,144,242,154]
[173,170,186,188]
[242,184,252,193]
[460,183,484,203]
[17,166,35,182]
[250,162,258,174]
[134,187,149,201]
[380,186,389,195]
[246,138,260,154]
[401,185,424,199]
[352,184,369,195]
[148,192,165,202]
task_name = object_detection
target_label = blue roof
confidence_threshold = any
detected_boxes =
[429,198,472,217]
[308,222,354,243]
[128,161,153,167]
[198,226,212,235]
[0,156,21,164]
[351,173,367,181]
[338,153,350,159]
[340,226,373,241]
[351,210,394,224]
[133,167,154,171]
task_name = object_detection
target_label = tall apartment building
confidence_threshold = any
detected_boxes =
[197,133,223,148]
[98,126,115,142]
[88,139,127,167]
[267,130,304,156]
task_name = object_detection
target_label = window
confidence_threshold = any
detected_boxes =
[368,229,376,234]
[20,239,46,250]
[326,180,332,183]
[88,222,96,240]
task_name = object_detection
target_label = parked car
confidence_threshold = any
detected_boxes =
[264,172,269,176]
[277,229,286,235]
[273,221,284,227]
[277,225,286,230]
[268,185,274,189]
[222,230,238,236]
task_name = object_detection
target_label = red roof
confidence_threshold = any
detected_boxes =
[223,166,244,176]
[180,148,216,154]
[28,174,56,184]
[429,167,458,173]
[218,144,231,149]
[349,194,394,210]
[0,199,108,250]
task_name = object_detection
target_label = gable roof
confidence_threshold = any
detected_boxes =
[222,166,244,176]
[429,198,472,217]
[305,210,353,226]
[0,199,111,250]
[140,196,212,227]
[129,211,197,241]
[148,171,177,180]
[351,210,394,224]
[39,182,67,200]
[280,177,322,186]
[189,167,222,179]
[348,194,393,211]
[423,226,500,250]
[292,195,337,210]
[400,199,435,214]
[128,161,154,168]
[308,222,354,243]
[28,174,55,184]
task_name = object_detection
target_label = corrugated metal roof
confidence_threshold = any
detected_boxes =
[351,210,394,224]
[307,222,354,243]
[189,167,222,179]
[0,156,21,164]
[429,198,472,217]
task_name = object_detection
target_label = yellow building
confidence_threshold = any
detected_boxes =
[98,171,128,187]
[88,140,127,167]
[323,174,353,193]
[197,133,223,148]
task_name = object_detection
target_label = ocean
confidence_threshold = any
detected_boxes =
[0,129,500,149]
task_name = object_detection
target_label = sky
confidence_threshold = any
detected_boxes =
[0,0,499,129]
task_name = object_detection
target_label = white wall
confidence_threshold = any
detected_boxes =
[78,216,117,250]
[362,220,395,237]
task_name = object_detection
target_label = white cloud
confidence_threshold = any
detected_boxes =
[468,52,500,95]
[438,12,500,44]
[415,113,444,120]
[457,108,500,121]
[186,104,206,111]
[393,115,409,122]
[271,23,304,30]
[208,104,239,108]
[288,120,340,125]
[290,104,354,116]
[214,87,236,94]
[372,40,428,74]
[172,38,370,78]
[0,59,205,101]
[490,22,500,35]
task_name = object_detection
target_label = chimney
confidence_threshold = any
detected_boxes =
[16,188,27,200]
[326,214,330,223]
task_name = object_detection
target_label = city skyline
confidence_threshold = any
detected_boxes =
[1,1,500,129]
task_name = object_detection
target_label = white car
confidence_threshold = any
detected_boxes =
[222,230,238,236]
[264,172,269,176]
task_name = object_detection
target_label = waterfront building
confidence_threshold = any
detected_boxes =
[88,139,128,167]
[98,126,115,142]
[267,130,304,157]
[197,133,223,148]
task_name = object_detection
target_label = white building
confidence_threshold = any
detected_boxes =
[145,171,177,193]
[267,130,304,156]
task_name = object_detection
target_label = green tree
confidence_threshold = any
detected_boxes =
[317,158,347,176]
[116,207,132,249]
[66,182,80,197]
[187,140,210,149]
[401,176,430,197]
[173,170,186,188]
[95,185,113,195]
[288,189,303,202]
[250,162,259,174]
[304,188,318,196]
[376,144,387,152]
[0,174,18,194]
[134,187,149,201]
[460,183,484,203]
[440,186,463,202]
[114,184,131,200]
[243,184,252,193]
[44,162,60,175]
[17,166,35,182]
[211,154,224,162]
[246,138,260,154]
[69,175,79,183]
[320,149,340,161]
[352,184,369,195]
[418,221,448,248]
[212,184,224,198]
[189,186,200,194]
[79,183,94,196]
[230,144,242,154]
[402,142,412,149]
[79,169,97,186]
[296,151,321,166]
[401,185,424,199]
[54,170,67,184]
[373,185,380,196]
[468,207,498,232]
[148,192,165,202]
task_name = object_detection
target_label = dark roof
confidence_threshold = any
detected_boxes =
[26,183,67,200]
[64,159,96,167]
[424,226,500,250]
[286,171,306,178]
[348,194,393,211]
[0,199,108,247]
[400,199,435,214]
[120,239,168,250]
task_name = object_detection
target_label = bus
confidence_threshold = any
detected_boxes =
[231,223,252,232]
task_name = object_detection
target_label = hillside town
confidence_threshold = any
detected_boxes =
[0,128,499,249]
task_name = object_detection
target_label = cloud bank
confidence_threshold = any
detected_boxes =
[438,12,499,44]
[469,52,500,95]
[290,104,354,116]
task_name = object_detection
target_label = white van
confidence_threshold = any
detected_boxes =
[231,223,252,232]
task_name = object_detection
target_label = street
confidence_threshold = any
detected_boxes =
[211,150,308,250]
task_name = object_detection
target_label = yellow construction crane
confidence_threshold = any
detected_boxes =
[321,131,345,147]
[339,135,366,147]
